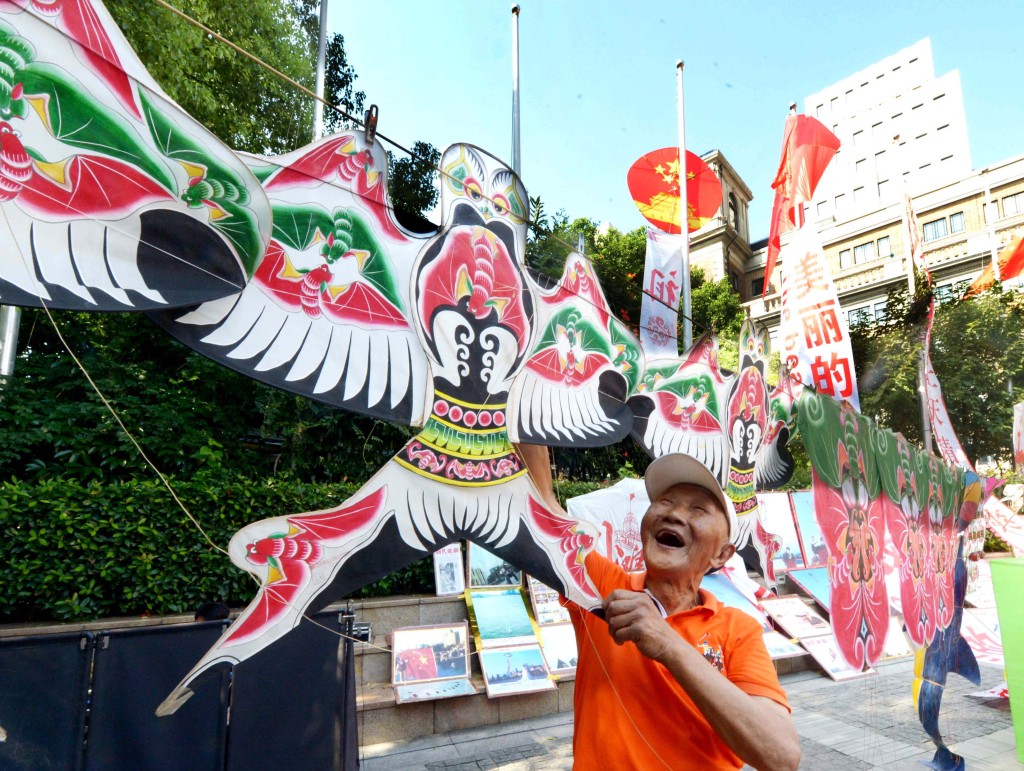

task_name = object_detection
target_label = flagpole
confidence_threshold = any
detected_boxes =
[676,60,692,351]
[511,4,522,175]
[313,0,329,140]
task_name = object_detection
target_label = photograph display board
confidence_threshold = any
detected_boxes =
[478,645,556,698]
[961,607,1004,668]
[757,493,804,573]
[391,623,474,704]
[469,590,538,649]
[762,631,806,660]
[786,567,831,612]
[800,635,876,681]
[760,595,832,639]
[537,623,578,674]
[701,573,769,630]
[790,491,828,568]
[433,543,465,597]
[528,576,571,626]
[468,543,522,588]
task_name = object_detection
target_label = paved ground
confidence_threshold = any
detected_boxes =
[359,658,1019,770]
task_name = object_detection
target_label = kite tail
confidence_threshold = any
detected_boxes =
[919,744,966,771]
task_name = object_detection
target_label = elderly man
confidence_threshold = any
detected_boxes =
[565,453,801,771]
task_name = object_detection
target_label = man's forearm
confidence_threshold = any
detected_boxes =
[657,638,801,771]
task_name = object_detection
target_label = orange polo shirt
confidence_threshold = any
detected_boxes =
[567,552,789,770]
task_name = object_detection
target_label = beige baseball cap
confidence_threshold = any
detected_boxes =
[644,453,738,543]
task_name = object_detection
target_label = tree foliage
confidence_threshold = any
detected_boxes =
[852,285,1024,468]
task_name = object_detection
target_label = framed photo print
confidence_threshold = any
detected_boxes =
[479,645,556,698]
[468,542,522,589]
[433,543,465,597]
[786,567,831,613]
[801,634,876,681]
[760,595,832,640]
[791,491,828,568]
[391,622,472,700]
[762,630,807,660]
[757,492,804,573]
[528,575,571,626]
[537,623,578,674]
[469,589,537,648]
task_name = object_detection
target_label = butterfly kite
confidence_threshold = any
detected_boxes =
[0,0,815,715]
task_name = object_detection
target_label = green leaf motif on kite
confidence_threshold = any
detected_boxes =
[331,210,405,313]
[872,427,904,506]
[139,89,263,277]
[271,204,335,253]
[17,64,175,192]
[534,307,612,359]
[796,390,844,488]
[610,322,642,392]
[0,22,32,122]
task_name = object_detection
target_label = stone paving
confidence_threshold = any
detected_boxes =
[359,658,1019,770]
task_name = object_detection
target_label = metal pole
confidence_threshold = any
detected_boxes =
[313,0,329,140]
[0,305,20,377]
[511,4,521,175]
[676,60,691,351]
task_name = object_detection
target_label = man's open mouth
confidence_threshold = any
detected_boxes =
[654,530,685,549]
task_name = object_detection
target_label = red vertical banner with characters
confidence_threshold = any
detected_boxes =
[778,227,860,410]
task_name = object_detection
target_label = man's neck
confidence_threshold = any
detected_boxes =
[645,572,703,616]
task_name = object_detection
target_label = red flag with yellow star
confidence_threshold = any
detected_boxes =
[627,148,722,234]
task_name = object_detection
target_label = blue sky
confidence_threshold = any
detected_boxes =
[331,1,1024,240]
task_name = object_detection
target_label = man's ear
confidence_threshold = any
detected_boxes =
[709,541,736,571]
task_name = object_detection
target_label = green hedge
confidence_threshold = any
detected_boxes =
[0,472,614,623]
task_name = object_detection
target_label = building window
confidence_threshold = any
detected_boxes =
[878,179,889,199]
[912,103,923,111]
[933,93,945,102]
[817,200,829,218]
[877,236,891,257]
[729,272,739,291]
[751,277,765,296]
[1003,192,1024,217]
[923,217,949,241]
[835,193,846,210]
[853,186,865,206]
[831,96,839,112]
[729,192,739,229]
[950,212,965,234]
[916,132,927,140]
[848,307,872,326]
[853,130,863,147]
[937,124,949,132]
[816,104,823,117]
[853,241,876,264]
[874,301,888,322]
[855,158,866,174]
[839,249,852,269]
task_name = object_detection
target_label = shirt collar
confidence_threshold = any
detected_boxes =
[643,586,721,618]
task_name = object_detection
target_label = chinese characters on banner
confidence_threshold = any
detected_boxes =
[639,227,685,359]
[778,227,860,410]
[983,496,1024,557]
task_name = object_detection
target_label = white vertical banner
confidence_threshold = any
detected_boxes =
[1014,401,1024,471]
[639,227,685,358]
[922,300,973,469]
[778,226,860,410]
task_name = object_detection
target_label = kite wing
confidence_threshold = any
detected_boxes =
[628,333,731,482]
[506,253,640,446]
[149,133,435,426]
[0,2,271,310]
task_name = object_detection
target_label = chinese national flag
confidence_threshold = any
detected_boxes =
[964,236,1024,298]
[397,647,438,681]
[763,114,841,295]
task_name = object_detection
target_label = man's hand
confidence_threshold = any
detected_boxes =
[603,589,677,662]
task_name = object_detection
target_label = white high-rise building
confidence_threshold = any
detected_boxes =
[805,39,971,224]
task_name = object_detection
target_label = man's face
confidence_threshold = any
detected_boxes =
[640,483,733,579]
